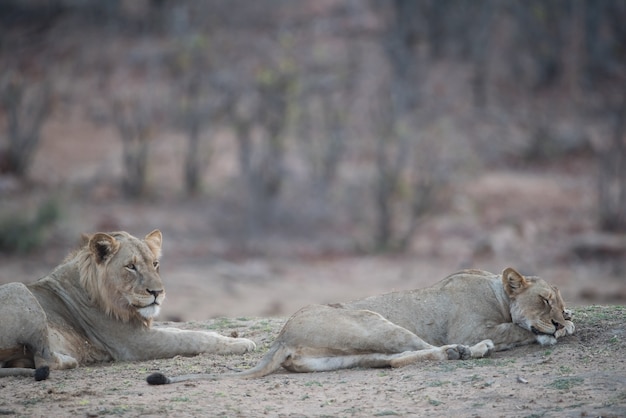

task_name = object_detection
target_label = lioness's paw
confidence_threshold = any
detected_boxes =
[555,320,575,338]
[563,309,573,321]
[470,339,494,358]
[446,344,471,360]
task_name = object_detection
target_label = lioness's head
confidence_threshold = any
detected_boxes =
[503,267,571,338]
[77,230,165,325]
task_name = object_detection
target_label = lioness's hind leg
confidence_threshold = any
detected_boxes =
[287,351,453,372]
[388,345,466,368]
[444,344,472,360]
[388,340,494,368]
[283,305,435,354]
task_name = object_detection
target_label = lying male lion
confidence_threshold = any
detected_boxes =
[147,268,574,384]
[0,230,255,381]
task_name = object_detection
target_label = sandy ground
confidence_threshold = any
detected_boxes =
[0,306,624,417]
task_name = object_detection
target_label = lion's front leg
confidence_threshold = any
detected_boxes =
[186,330,256,355]
[51,353,78,370]
[120,327,256,361]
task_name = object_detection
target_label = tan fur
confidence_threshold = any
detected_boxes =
[0,230,255,380]
[148,267,574,385]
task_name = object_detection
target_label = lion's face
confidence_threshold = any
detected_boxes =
[502,268,569,337]
[83,230,165,324]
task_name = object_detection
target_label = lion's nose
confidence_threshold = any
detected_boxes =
[147,289,163,299]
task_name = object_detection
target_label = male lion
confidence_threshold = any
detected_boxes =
[0,230,255,381]
[147,267,574,384]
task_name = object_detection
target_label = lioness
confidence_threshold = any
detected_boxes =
[147,268,574,384]
[0,230,255,381]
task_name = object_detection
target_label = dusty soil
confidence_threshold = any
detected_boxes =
[0,306,624,417]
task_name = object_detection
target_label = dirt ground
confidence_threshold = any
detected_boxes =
[0,306,624,417]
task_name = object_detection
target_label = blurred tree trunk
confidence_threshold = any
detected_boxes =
[257,78,288,206]
[319,93,347,195]
[296,47,356,204]
[471,0,494,108]
[597,86,626,232]
[184,110,201,195]
[181,74,205,196]
[170,28,214,197]
[581,1,626,231]
[511,0,565,89]
[111,100,152,198]
[374,0,422,251]
[233,114,259,234]
[581,1,626,89]
[246,68,292,229]
[426,0,445,60]
[224,66,293,233]
[0,75,52,177]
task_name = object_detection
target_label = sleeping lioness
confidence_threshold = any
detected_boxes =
[0,230,255,380]
[148,267,575,384]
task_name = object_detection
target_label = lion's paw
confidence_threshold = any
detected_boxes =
[55,353,78,370]
[446,344,471,360]
[231,338,256,354]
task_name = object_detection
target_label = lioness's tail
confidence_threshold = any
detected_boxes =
[146,342,290,385]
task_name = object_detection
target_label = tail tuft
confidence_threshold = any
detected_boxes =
[34,366,50,381]
[146,372,170,385]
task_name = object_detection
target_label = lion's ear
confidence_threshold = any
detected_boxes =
[79,233,90,246]
[89,233,120,264]
[502,267,529,297]
[144,229,162,259]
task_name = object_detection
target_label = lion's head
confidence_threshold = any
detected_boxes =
[73,230,165,326]
[503,267,571,340]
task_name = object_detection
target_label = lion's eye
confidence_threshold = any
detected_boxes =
[126,263,136,271]
[153,261,159,269]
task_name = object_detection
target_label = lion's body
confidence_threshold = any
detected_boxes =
[148,268,574,384]
[0,230,255,380]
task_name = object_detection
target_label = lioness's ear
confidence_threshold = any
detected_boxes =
[144,229,162,259]
[89,233,120,264]
[502,267,529,297]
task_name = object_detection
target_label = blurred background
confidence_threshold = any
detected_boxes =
[0,0,625,321]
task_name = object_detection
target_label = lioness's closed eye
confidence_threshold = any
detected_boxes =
[0,230,255,381]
